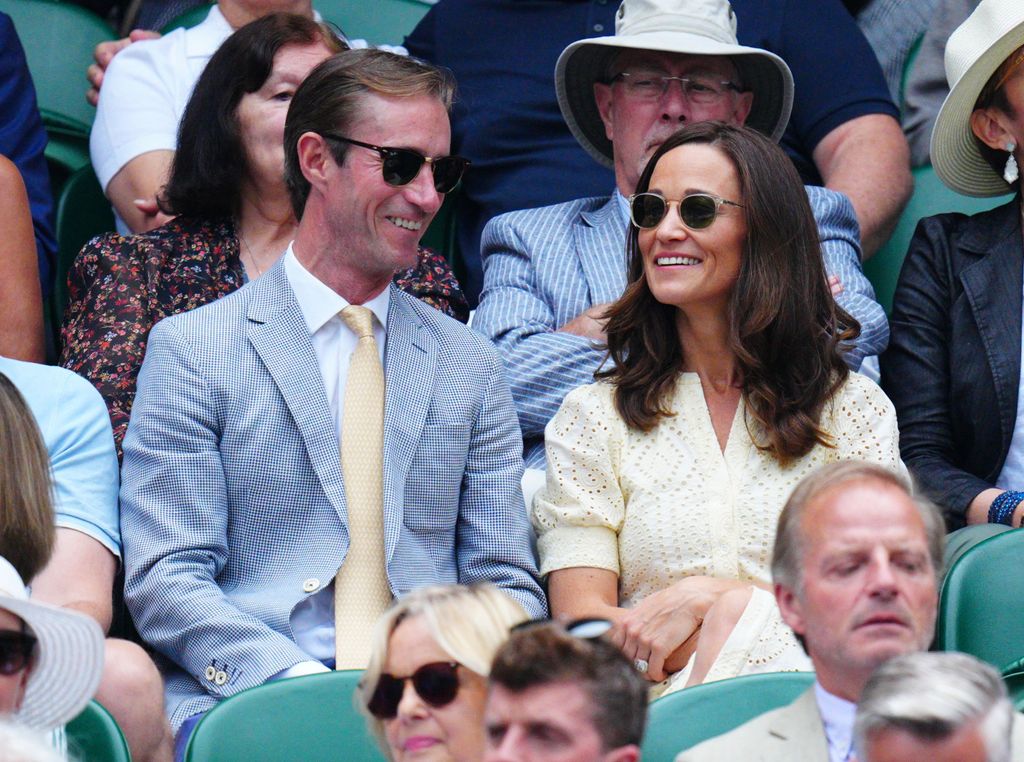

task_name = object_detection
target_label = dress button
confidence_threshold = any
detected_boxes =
[303,578,320,593]
[593,23,604,32]
[214,671,228,686]
[205,666,216,681]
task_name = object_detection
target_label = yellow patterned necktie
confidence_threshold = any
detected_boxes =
[333,305,392,669]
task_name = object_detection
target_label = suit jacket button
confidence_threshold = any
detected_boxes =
[205,666,217,681]
[303,578,320,593]
[214,671,228,686]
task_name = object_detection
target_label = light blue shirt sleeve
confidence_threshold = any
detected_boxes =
[0,358,121,557]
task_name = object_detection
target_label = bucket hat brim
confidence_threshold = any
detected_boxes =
[931,10,1024,196]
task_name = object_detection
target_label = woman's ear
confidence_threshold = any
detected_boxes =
[970,106,1015,151]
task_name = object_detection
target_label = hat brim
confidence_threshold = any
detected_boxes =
[2,596,105,730]
[931,18,1024,197]
[555,33,795,169]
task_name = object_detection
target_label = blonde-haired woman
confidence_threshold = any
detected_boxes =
[0,373,54,582]
[359,584,529,762]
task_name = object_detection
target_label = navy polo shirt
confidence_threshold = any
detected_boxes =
[405,0,895,304]
[1,13,57,299]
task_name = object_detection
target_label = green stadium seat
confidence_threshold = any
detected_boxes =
[52,165,114,334]
[184,670,388,762]
[936,528,1024,671]
[865,164,1013,314]
[1003,659,1024,711]
[66,700,131,762]
[162,0,432,44]
[0,0,113,134]
[640,671,815,762]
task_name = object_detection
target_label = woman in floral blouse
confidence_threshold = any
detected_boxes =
[61,14,468,454]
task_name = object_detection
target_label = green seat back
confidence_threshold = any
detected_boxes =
[66,700,131,762]
[163,0,432,44]
[865,165,1013,314]
[0,0,113,134]
[184,670,388,762]
[937,529,1024,670]
[640,671,815,761]
[316,0,432,46]
[53,165,115,329]
[161,2,214,33]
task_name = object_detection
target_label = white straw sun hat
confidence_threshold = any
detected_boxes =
[555,0,794,168]
[0,557,104,730]
[931,0,1024,196]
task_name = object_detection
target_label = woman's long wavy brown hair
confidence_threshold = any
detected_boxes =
[597,122,860,464]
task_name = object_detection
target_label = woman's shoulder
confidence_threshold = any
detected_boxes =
[831,371,896,416]
[82,216,234,258]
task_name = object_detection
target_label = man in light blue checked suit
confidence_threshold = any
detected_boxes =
[474,0,890,469]
[119,49,545,739]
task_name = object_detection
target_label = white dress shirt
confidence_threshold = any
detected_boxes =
[814,681,858,762]
[273,244,390,679]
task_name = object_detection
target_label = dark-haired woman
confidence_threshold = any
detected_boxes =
[533,123,904,694]
[62,13,468,454]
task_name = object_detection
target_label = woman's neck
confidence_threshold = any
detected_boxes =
[235,184,296,278]
[676,307,739,394]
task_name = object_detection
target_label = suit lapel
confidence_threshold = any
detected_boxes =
[381,289,436,560]
[247,265,347,518]
[766,689,830,761]
[959,200,1023,451]
[576,195,631,306]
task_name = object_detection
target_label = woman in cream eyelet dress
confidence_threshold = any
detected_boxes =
[533,122,906,696]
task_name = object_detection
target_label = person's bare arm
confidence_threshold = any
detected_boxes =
[0,156,44,362]
[558,303,613,341]
[812,114,912,258]
[31,528,117,633]
[86,30,162,106]
[106,150,175,233]
[548,567,761,681]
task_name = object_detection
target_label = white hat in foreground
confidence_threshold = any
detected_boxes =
[555,0,794,168]
[931,0,1024,196]
[0,557,104,730]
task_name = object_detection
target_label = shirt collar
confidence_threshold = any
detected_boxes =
[283,243,390,336]
[814,681,858,762]
[614,188,630,220]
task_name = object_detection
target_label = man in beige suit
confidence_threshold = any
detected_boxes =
[678,461,945,762]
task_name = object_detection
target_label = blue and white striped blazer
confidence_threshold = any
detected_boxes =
[120,262,545,728]
[474,188,887,467]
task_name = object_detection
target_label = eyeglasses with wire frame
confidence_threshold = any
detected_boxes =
[628,191,745,230]
[321,133,470,194]
[611,72,743,103]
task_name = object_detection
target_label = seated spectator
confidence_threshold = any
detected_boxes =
[64,13,467,455]
[473,0,888,470]
[854,652,1024,762]
[903,0,978,166]
[848,0,939,104]
[406,0,908,303]
[358,584,529,762]
[2,357,173,762]
[533,122,904,694]
[881,0,1024,533]
[484,619,647,762]
[0,13,56,302]
[0,158,44,364]
[679,461,943,761]
[0,555,104,732]
[119,48,545,747]
[90,0,317,232]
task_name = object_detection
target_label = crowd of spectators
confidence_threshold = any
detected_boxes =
[2,0,1024,758]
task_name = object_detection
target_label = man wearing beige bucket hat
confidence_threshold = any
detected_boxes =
[473,0,891,470]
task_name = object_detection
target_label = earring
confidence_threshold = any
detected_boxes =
[1004,142,1019,185]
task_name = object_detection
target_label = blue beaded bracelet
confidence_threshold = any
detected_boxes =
[988,490,1024,525]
